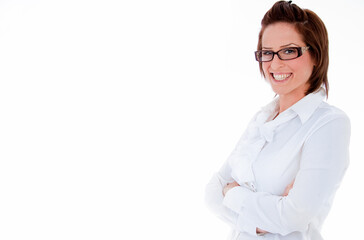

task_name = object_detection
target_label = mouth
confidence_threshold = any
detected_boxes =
[271,73,292,82]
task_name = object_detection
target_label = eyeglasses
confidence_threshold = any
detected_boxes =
[255,46,310,62]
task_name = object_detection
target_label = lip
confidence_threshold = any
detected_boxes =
[270,72,292,83]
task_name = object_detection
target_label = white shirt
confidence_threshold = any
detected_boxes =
[205,88,351,240]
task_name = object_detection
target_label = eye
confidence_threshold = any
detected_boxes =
[282,47,298,55]
[262,50,273,56]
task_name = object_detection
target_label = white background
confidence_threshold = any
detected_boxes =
[0,0,363,239]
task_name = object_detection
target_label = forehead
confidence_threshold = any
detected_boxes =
[262,22,305,48]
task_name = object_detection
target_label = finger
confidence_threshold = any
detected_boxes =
[290,179,295,186]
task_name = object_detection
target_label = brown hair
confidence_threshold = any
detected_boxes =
[258,0,329,96]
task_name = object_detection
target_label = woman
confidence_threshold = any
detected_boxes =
[205,1,350,240]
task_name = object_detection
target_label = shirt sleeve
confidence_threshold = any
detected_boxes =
[204,114,260,227]
[222,115,351,236]
[205,161,239,228]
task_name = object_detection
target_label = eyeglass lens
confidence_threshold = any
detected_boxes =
[258,47,300,62]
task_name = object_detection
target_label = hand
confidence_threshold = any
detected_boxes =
[223,181,240,196]
[256,227,268,235]
[283,179,295,196]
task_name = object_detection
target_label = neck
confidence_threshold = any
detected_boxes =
[278,93,306,113]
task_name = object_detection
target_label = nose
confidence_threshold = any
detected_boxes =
[270,54,285,70]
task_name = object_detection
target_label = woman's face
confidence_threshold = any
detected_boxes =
[262,22,315,100]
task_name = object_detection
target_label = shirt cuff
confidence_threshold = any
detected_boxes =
[236,214,259,236]
[222,185,253,213]
[223,186,258,236]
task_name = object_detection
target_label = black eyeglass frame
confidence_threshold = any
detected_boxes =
[254,46,310,62]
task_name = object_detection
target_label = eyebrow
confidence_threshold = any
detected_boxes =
[262,43,300,49]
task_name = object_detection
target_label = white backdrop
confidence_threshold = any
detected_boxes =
[0,0,363,239]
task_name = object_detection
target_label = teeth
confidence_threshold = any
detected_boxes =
[273,73,291,81]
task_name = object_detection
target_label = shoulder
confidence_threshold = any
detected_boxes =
[307,102,351,138]
[314,102,350,123]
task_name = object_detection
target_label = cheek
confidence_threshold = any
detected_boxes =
[262,63,270,76]
[293,62,313,81]
[295,56,315,78]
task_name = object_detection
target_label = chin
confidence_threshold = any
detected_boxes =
[269,81,289,96]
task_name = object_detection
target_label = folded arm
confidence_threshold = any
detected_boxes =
[222,116,350,236]
[205,162,238,227]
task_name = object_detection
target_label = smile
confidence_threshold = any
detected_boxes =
[271,73,292,81]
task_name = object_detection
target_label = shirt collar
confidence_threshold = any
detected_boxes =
[288,87,326,124]
[260,97,280,119]
[261,87,326,124]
